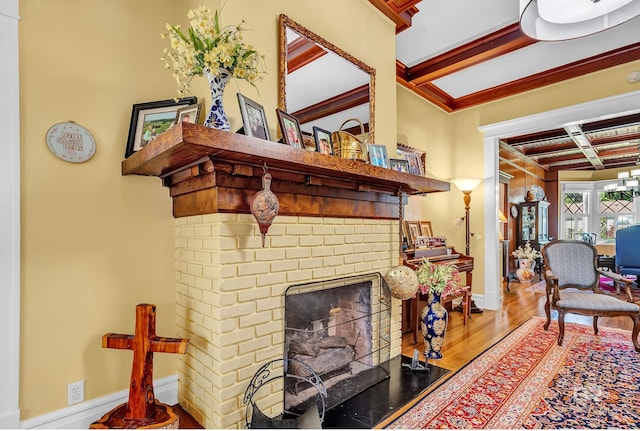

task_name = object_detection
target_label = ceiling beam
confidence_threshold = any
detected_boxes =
[368,0,422,33]
[408,24,536,85]
[292,84,370,125]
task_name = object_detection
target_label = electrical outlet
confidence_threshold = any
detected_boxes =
[67,380,84,405]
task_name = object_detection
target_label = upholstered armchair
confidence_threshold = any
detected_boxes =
[616,224,640,278]
[542,240,640,352]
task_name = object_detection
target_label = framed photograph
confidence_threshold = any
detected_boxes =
[313,126,333,155]
[404,220,422,249]
[237,93,270,141]
[276,109,303,148]
[389,158,409,173]
[367,144,390,168]
[404,152,424,176]
[176,103,202,124]
[302,131,316,151]
[125,96,197,158]
[420,221,433,237]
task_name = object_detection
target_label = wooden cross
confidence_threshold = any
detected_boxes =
[91,304,188,428]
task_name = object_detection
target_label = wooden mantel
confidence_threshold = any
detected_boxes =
[122,122,449,219]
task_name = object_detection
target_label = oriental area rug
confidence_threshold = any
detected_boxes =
[382,317,640,429]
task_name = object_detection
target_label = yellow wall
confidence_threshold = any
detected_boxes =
[396,58,640,299]
[18,0,640,421]
[18,0,395,421]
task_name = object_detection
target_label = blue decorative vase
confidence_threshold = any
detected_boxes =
[203,67,232,130]
[421,291,448,359]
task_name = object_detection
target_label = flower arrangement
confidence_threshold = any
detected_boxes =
[512,241,542,260]
[416,260,462,297]
[161,5,266,98]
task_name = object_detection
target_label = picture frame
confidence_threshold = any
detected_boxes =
[125,96,197,158]
[302,131,317,151]
[237,93,271,141]
[367,144,390,168]
[404,220,422,249]
[404,152,424,176]
[419,221,433,237]
[175,103,202,125]
[275,109,304,148]
[389,158,409,173]
[397,143,426,176]
[313,126,333,155]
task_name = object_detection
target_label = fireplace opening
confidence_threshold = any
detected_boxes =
[284,273,392,414]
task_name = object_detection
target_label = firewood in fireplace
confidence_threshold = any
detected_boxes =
[289,345,355,377]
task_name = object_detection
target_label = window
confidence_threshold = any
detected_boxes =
[560,181,638,243]
[599,191,635,241]
[562,191,588,240]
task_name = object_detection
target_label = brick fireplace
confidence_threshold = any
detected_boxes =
[174,213,401,428]
[121,123,448,428]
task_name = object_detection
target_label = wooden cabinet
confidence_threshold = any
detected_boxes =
[516,201,550,250]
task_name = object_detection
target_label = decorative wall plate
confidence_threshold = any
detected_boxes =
[530,185,545,201]
[46,122,96,163]
[510,205,518,218]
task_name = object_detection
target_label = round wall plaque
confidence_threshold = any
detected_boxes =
[46,122,96,163]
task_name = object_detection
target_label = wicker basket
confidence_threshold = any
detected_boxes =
[331,118,368,162]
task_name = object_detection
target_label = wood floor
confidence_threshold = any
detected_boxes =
[402,278,636,372]
[175,278,637,428]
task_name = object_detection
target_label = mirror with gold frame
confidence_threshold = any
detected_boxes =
[278,14,375,143]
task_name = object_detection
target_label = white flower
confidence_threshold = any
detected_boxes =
[161,6,266,98]
[512,241,542,260]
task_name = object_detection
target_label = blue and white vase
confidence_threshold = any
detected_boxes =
[203,67,232,130]
[421,291,448,359]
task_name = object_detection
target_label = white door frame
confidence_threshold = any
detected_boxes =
[0,0,21,427]
[480,89,640,310]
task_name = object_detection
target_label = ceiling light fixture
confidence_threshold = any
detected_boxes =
[603,168,640,196]
[519,0,640,41]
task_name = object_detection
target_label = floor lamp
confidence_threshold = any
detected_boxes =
[450,178,482,256]
[450,178,482,313]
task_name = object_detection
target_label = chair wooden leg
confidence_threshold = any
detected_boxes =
[631,314,640,353]
[557,310,565,346]
[593,316,599,335]
[544,300,551,330]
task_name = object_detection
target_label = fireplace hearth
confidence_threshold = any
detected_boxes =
[284,273,392,413]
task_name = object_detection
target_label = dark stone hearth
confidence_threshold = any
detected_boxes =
[322,355,449,428]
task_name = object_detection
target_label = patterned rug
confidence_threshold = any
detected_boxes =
[383,317,640,429]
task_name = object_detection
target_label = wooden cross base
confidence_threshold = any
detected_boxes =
[90,304,188,429]
[90,401,179,429]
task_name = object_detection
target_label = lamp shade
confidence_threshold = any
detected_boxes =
[450,178,482,193]
[520,0,640,41]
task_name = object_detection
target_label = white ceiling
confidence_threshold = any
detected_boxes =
[395,0,640,99]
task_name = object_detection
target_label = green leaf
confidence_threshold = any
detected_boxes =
[170,25,189,44]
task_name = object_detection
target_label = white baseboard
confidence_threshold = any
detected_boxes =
[471,293,485,309]
[20,375,178,429]
[0,409,21,429]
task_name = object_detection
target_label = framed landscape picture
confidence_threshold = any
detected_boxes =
[125,96,197,158]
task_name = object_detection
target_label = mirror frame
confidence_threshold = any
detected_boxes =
[278,14,375,143]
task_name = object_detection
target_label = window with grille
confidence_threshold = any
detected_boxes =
[561,181,637,243]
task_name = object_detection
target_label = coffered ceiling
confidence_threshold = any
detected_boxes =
[370,0,640,172]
